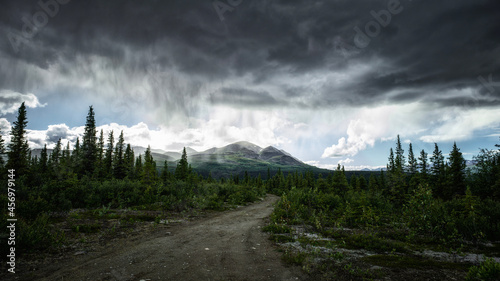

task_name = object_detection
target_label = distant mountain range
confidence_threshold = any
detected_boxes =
[133,141,330,178]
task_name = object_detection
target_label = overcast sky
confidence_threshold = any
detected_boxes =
[1,0,499,170]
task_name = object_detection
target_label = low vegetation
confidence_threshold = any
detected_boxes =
[264,136,500,280]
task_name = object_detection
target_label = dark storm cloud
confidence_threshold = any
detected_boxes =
[210,87,280,107]
[1,0,499,109]
[45,124,70,143]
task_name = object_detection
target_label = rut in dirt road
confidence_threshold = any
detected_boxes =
[34,195,306,281]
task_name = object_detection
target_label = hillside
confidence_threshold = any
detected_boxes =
[156,141,332,179]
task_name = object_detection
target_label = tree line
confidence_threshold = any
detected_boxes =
[0,103,197,187]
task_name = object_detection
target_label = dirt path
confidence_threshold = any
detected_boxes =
[16,195,306,281]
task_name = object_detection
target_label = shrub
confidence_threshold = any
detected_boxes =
[18,213,65,252]
[466,258,500,281]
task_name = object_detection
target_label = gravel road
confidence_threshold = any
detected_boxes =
[16,195,305,281]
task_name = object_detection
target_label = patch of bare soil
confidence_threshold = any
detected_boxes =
[3,195,306,281]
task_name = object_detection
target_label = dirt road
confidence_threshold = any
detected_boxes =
[16,195,306,281]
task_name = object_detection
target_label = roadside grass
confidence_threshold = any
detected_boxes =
[264,189,500,280]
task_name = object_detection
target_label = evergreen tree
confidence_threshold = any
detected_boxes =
[430,143,446,198]
[124,143,135,179]
[394,135,405,172]
[50,138,62,178]
[39,144,48,174]
[358,175,367,190]
[448,142,466,198]
[368,173,379,191]
[95,129,105,178]
[332,164,349,194]
[418,149,428,180]
[61,142,72,177]
[407,143,418,175]
[143,145,157,185]
[72,137,82,173]
[378,169,386,190]
[387,136,407,205]
[81,106,97,176]
[175,147,189,181]
[113,131,126,179]
[161,160,170,183]
[135,154,143,181]
[7,102,30,175]
[387,148,395,172]
[104,131,114,178]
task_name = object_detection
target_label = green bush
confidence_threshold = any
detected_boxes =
[466,258,500,281]
[263,223,293,234]
[18,214,65,252]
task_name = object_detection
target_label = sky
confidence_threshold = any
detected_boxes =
[0,0,499,170]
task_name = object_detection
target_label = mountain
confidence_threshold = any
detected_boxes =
[156,141,331,179]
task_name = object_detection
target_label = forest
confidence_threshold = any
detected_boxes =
[1,102,499,280]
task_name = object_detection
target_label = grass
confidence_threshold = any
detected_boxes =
[262,223,293,234]
[71,223,101,233]
[270,234,295,243]
[341,233,410,253]
[363,254,471,271]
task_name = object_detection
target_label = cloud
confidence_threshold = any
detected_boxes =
[0,118,11,139]
[420,108,500,143]
[22,108,307,156]
[322,103,433,158]
[322,118,380,158]
[338,158,354,165]
[1,0,499,120]
[45,124,79,144]
[210,87,280,107]
[0,90,46,115]
[1,0,499,167]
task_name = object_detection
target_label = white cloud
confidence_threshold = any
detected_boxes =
[322,103,436,158]
[21,107,309,156]
[338,158,354,165]
[0,90,46,115]
[0,118,11,134]
[420,107,500,143]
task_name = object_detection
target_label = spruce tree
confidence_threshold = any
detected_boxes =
[72,137,82,172]
[395,135,405,172]
[387,136,407,205]
[368,173,379,191]
[7,102,30,175]
[407,143,418,175]
[39,144,48,174]
[113,131,126,179]
[135,154,143,181]
[418,149,428,180]
[448,142,466,197]
[50,138,62,178]
[81,106,97,176]
[95,129,105,178]
[161,160,170,183]
[61,142,72,177]
[175,147,189,181]
[143,145,157,185]
[124,143,135,179]
[430,143,445,198]
[387,148,395,172]
[332,164,349,194]
[104,131,114,178]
